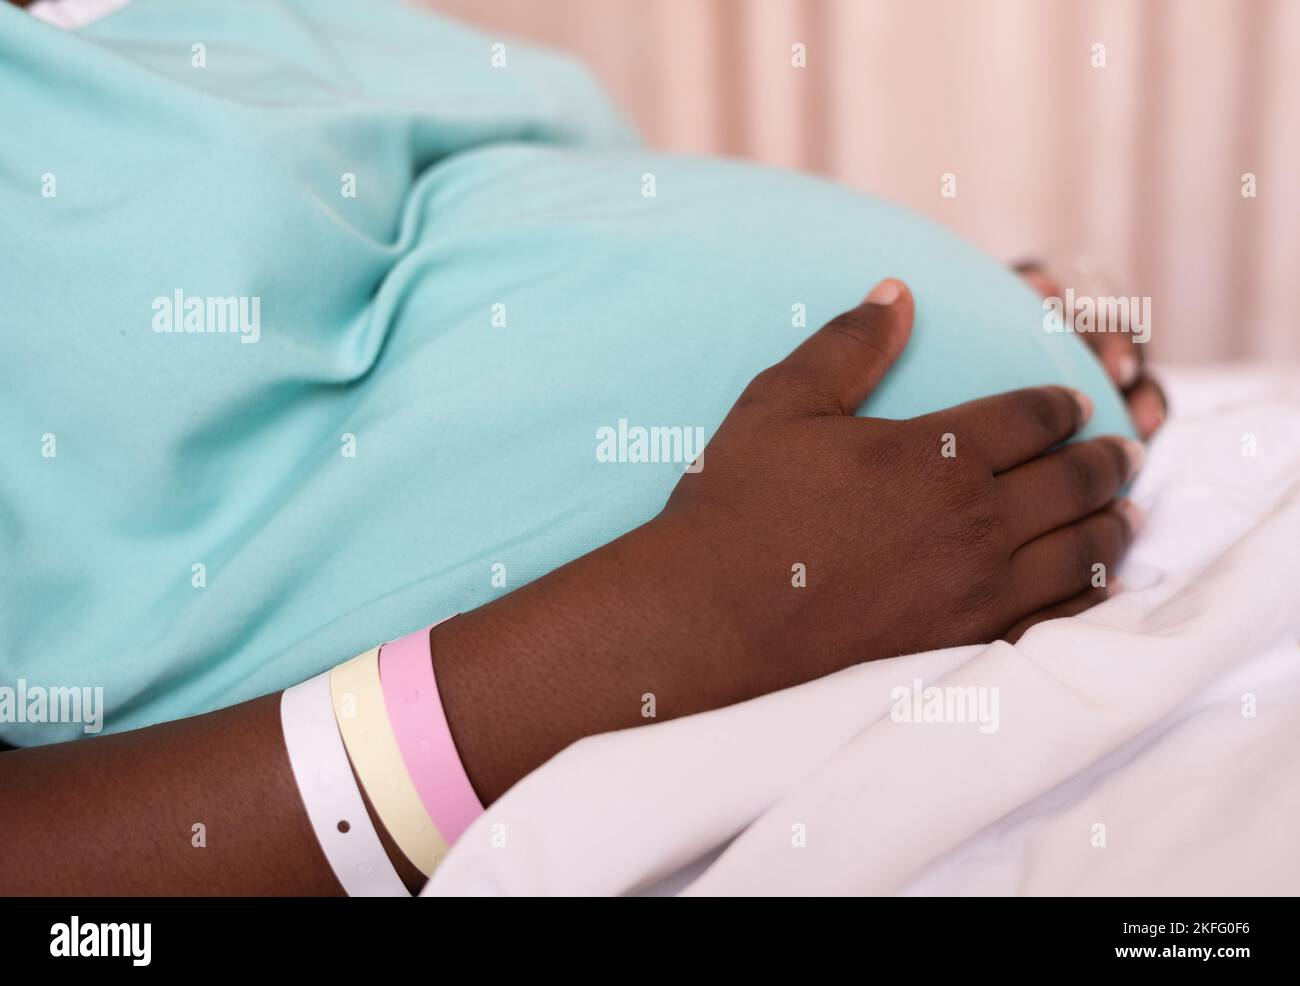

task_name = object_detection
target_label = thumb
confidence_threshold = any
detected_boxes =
[778,278,914,415]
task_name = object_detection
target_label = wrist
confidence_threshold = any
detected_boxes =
[428,513,753,803]
[626,510,759,701]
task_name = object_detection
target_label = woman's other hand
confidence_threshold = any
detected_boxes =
[1016,260,1168,439]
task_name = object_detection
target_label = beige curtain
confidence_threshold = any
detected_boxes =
[427,0,1299,362]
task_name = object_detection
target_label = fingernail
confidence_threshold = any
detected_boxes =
[1108,577,1125,595]
[1116,498,1145,534]
[1136,403,1165,438]
[1116,353,1140,387]
[865,279,901,306]
[1121,437,1145,478]
[1068,388,1093,423]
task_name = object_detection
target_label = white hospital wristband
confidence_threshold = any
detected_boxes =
[280,671,410,897]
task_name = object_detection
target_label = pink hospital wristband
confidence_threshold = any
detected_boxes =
[379,620,483,844]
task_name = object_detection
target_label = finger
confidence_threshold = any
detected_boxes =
[998,434,1144,543]
[1125,372,1167,439]
[763,278,914,416]
[1087,331,1143,389]
[1001,579,1122,644]
[913,385,1093,474]
[1014,261,1142,388]
[1013,260,1060,300]
[1009,500,1141,611]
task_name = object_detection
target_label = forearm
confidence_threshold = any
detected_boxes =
[0,693,340,895]
[0,515,737,894]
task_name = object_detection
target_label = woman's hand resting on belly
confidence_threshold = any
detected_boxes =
[433,278,1144,802]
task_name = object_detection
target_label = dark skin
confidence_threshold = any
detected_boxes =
[0,279,1145,894]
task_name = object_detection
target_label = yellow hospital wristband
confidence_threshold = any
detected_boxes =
[330,646,449,876]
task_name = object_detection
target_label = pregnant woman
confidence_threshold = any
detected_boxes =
[0,0,1160,893]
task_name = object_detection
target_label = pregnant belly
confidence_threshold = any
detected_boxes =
[392,143,1132,546]
[2,143,1132,743]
